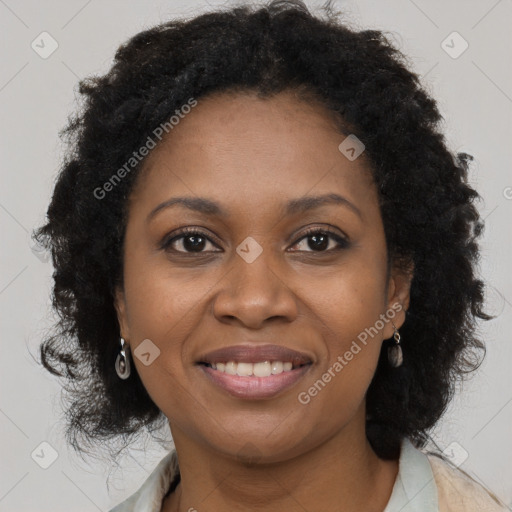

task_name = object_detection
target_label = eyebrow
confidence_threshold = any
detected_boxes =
[147,193,362,222]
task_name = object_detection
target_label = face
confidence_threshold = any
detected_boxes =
[115,90,412,463]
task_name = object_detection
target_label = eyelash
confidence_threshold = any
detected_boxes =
[160,226,350,255]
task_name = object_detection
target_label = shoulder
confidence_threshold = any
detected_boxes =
[425,452,507,512]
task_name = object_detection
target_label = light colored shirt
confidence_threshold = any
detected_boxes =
[109,438,506,511]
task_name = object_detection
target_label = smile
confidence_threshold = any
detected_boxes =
[198,361,312,399]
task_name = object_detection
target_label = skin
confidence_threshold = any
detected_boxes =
[115,90,413,512]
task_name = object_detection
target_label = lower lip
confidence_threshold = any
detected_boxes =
[198,364,312,399]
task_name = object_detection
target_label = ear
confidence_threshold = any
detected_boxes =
[382,258,414,340]
[114,285,131,341]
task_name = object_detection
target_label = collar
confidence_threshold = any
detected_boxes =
[383,437,439,511]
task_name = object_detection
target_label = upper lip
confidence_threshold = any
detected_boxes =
[197,344,314,366]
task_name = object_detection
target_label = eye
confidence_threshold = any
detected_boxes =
[161,228,221,254]
[161,226,350,255]
[289,227,350,253]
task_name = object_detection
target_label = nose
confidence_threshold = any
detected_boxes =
[212,246,299,329]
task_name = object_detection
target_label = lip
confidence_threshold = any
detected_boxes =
[198,363,312,400]
[196,343,314,366]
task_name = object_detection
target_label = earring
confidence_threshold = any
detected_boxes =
[115,337,131,379]
[388,322,403,368]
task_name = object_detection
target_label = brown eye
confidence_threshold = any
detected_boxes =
[290,228,349,253]
[162,229,220,254]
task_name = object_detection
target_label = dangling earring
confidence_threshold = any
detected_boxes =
[115,337,131,379]
[388,322,403,368]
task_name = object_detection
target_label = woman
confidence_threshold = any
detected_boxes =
[34,1,507,510]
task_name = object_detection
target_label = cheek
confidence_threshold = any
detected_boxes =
[296,280,387,427]
[120,246,213,403]
[305,254,388,339]
[297,253,388,394]
[123,252,210,337]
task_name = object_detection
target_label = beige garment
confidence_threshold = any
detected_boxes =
[427,453,507,511]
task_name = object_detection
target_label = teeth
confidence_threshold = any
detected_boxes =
[254,361,271,377]
[236,362,253,376]
[209,361,297,376]
[271,361,283,374]
[225,361,237,375]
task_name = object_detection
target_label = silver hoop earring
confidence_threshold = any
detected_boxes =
[115,337,131,379]
[388,323,403,368]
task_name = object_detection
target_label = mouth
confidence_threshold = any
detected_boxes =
[197,362,312,399]
[196,344,314,399]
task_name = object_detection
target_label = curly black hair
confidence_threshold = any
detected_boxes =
[34,0,491,463]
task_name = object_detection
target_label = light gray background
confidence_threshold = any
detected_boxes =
[1,0,511,510]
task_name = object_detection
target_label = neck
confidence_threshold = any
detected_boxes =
[162,409,399,512]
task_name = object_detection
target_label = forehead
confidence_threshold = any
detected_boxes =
[130,91,378,221]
